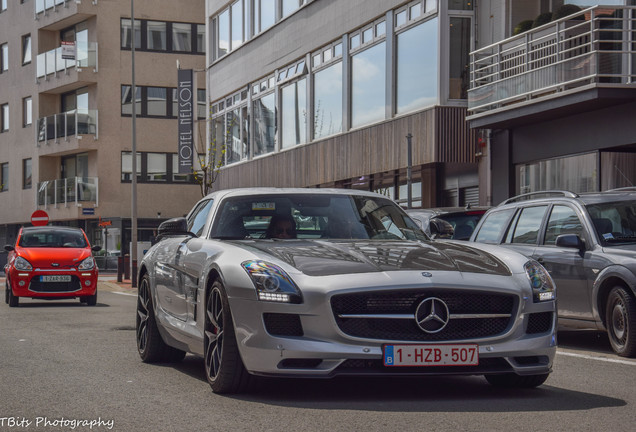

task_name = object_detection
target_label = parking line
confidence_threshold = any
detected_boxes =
[557,350,636,366]
[111,291,137,297]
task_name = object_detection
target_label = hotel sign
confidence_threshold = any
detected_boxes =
[177,68,195,174]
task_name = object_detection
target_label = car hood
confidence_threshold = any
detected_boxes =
[17,247,91,269]
[232,239,511,277]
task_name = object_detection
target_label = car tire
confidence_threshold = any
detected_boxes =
[85,293,97,306]
[136,274,186,363]
[605,285,636,357]
[5,283,9,304]
[7,285,19,308]
[204,280,251,394]
[485,373,549,388]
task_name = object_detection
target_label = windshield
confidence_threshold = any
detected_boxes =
[210,193,428,241]
[19,230,88,248]
[586,199,636,245]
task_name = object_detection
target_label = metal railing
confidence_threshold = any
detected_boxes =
[468,5,636,116]
[37,177,99,208]
[36,109,99,144]
[35,0,68,15]
[36,42,98,78]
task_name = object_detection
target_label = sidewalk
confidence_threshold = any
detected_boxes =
[98,274,138,292]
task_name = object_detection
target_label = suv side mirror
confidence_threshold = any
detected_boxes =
[556,234,585,251]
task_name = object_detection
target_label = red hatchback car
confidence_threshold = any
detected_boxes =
[4,226,101,307]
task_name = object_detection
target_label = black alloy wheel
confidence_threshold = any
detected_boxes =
[204,280,250,394]
[606,286,636,357]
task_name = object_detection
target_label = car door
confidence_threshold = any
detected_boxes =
[531,204,594,320]
[500,205,550,260]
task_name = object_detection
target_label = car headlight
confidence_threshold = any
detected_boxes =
[78,256,95,271]
[14,256,33,271]
[524,260,555,302]
[242,260,302,303]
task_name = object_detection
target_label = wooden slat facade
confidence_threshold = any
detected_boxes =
[215,106,476,190]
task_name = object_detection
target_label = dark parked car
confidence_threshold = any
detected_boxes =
[406,206,489,240]
[470,189,636,357]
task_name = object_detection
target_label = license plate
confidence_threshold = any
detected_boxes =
[40,275,72,283]
[383,344,479,366]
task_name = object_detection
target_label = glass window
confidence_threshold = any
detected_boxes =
[474,209,515,243]
[1,103,8,132]
[121,19,141,49]
[23,158,32,189]
[544,205,584,245]
[172,23,192,52]
[397,18,438,113]
[198,89,206,119]
[121,152,141,182]
[508,206,548,244]
[351,42,386,128]
[516,152,598,195]
[449,17,471,100]
[147,21,167,51]
[1,43,8,72]
[23,97,32,126]
[448,0,473,10]
[1,0,6,12]
[1,163,8,192]
[147,153,167,181]
[231,1,243,50]
[396,10,407,27]
[196,24,206,54]
[211,114,226,166]
[147,87,167,116]
[217,9,229,57]
[22,34,31,65]
[121,85,141,115]
[187,198,215,237]
[283,0,299,17]
[281,78,307,148]
[313,62,342,139]
[259,0,276,33]
[226,109,243,164]
[253,93,276,156]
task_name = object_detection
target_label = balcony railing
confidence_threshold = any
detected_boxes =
[36,109,98,144]
[35,0,96,16]
[468,5,636,116]
[37,177,99,208]
[36,41,98,79]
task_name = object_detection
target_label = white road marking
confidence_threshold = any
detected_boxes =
[557,350,636,366]
[111,291,137,297]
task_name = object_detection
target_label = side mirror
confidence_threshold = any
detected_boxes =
[157,217,193,241]
[556,234,585,251]
[4,245,14,252]
[91,245,102,252]
[429,218,454,239]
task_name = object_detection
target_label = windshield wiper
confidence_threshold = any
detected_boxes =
[604,235,636,243]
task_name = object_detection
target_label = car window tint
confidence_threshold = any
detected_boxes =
[473,209,515,243]
[544,205,583,245]
[586,199,636,244]
[19,230,87,248]
[187,199,214,237]
[509,205,548,244]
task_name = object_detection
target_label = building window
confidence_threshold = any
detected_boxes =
[516,152,599,195]
[313,61,343,139]
[257,0,276,34]
[23,96,32,126]
[23,158,31,189]
[22,34,31,65]
[351,41,386,128]
[1,43,7,72]
[231,1,243,50]
[396,18,438,113]
[122,85,204,118]
[252,92,276,157]
[147,21,167,51]
[122,152,198,183]
[448,0,473,10]
[121,85,141,116]
[1,162,8,192]
[121,18,141,49]
[216,8,230,58]
[281,78,307,148]
[1,103,8,132]
[121,152,142,182]
[146,87,167,116]
[1,0,6,12]
[172,23,193,52]
[448,16,471,100]
[147,153,167,181]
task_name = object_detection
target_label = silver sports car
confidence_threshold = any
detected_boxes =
[136,188,557,393]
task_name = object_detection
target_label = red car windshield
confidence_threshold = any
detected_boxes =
[18,230,88,248]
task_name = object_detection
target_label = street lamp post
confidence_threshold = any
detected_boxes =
[131,0,138,287]
[406,133,413,209]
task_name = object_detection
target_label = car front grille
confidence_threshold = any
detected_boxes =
[526,312,553,334]
[331,289,516,341]
[29,276,81,293]
[263,313,304,337]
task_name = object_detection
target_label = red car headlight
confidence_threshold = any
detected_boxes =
[14,256,33,271]
[78,256,96,271]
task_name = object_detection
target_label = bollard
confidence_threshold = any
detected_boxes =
[124,254,130,280]
[117,256,123,283]
[132,259,138,288]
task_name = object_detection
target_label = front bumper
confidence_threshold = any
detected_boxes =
[7,269,98,299]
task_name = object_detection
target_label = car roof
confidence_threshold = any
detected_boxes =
[497,189,636,207]
[204,187,390,201]
[21,226,84,234]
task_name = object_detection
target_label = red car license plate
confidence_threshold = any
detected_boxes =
[383,344,479,366]
[40,275,72,283]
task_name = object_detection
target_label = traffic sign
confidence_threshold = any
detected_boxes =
[31,210,49,226]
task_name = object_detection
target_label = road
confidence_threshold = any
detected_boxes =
[1,279,635,432]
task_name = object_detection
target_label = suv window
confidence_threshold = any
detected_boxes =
[544,205,584,245]
[473,208,515,243]
[506,205,548,245]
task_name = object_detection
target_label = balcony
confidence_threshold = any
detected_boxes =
[468,5,636,128]
[36,110,99,155]
[36,42,98,93]
[37,177,99,209]
[35,0,97,31]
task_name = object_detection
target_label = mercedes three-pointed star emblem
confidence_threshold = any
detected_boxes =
[415,297,450,333]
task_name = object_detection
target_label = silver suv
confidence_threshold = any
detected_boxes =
[470,189,636,357]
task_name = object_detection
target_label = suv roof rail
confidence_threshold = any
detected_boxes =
[500,190,578,205]
[606,186,636,192]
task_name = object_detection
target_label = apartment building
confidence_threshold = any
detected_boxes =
[0,0,206,267]
[468,0,636,203]
[204,0,481,208]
